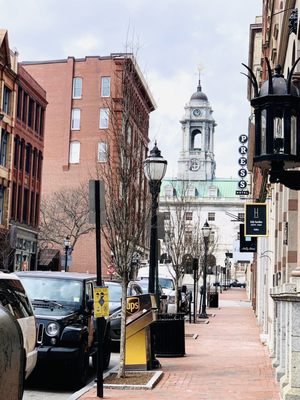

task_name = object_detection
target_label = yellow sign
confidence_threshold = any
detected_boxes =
[94,286,109,318]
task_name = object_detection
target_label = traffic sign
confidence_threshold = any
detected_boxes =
[94,286,109,318]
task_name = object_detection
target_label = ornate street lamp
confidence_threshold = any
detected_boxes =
[243,58,300,190]
[199,220,211,319]
[63,235,71,272]
[144,142,167,300]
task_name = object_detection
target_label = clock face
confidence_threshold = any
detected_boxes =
[190,158,200,171]
[193,108,202,117]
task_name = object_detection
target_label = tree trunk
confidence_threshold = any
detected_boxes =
[117,277,128,378]
[174,279,179,313]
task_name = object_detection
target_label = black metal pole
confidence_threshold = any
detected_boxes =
[215,266,218,294]
[95,180,104,399]
[148,180,160,300]
[199,237,208,318]
[193,267,197,323]
[64,245,68,272]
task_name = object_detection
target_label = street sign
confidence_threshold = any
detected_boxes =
[94,286,109,318]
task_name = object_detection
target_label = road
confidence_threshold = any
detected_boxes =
[23,352,119,400]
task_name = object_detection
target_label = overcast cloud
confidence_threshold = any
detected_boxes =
[0,0,262,179]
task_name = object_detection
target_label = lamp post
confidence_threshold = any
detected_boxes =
[63,236,71,272]
[199,220,211,319]
[144,142,167,305]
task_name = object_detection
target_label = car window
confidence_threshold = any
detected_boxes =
[0,279,33,318]
[159,278,174,290]
[130,284,143,296]
[85,281,94,301]
[106,284,122,302]
[20,277,82,303]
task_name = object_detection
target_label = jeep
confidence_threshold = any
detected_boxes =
[16,271,111,388]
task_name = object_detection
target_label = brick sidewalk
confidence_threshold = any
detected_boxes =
[79,289,281,400]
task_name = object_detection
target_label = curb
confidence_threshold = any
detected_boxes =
[69,368,164,399]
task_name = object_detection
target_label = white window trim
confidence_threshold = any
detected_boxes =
[99,108,109,129]
[101,77,111,97]
[98,142,108,162]
[72,77,83,99]
[69,141,80,164]
[71,109,81,130]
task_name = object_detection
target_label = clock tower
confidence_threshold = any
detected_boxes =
[177,78,216,180]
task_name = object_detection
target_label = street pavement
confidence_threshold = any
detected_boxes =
[78,288,281,400]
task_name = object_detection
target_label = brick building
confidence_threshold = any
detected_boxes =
[11,64,46,271]
[23,55,156,274]
[0,29,46,271]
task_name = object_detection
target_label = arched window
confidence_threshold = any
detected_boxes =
[191,129,201,150]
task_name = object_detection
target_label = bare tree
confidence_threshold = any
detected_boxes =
[161,181,218,312]
[94,53,152,378]
[0,227,15,271]
[39,184,94,251]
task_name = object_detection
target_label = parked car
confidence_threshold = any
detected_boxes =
[0,271,37,381]
[16,271,111,388]
[230,279,246,288]
[135,278,168,313]
[106,280,144,348]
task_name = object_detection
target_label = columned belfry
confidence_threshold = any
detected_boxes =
[177,77,216,180]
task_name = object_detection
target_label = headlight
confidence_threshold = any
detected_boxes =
[46,322,60,337]
[168,295,175,304]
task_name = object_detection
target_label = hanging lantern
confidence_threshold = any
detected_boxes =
[243,58,300,190]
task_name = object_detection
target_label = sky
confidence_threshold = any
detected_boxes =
[1,0,262,179]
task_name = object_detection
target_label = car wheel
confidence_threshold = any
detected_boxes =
[73,341,89,388]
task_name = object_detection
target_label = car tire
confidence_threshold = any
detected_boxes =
[73,341,89,388]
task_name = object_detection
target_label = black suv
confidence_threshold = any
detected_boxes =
[17,271,111,388]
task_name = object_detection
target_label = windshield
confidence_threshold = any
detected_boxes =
[106,284,122,302]
[159,278,174,290]
[20,277,82,305]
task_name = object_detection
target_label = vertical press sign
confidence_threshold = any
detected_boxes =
[236,134,249,195]
[245,203,268,237]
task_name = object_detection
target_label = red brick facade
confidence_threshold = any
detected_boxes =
[23,55,155,274]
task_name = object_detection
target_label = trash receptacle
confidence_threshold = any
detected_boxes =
[208,292,219,308]
[151,313,185,357]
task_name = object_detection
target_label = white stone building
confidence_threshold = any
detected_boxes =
[159,79,251,278]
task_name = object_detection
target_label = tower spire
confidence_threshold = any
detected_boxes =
[197,64,203,91]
